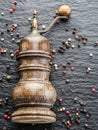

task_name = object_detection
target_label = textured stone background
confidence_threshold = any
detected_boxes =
[0,0,98,130]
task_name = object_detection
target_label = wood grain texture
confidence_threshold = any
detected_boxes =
[0,0,98,130]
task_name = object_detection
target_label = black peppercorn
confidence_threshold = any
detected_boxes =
[80,108,87,114]
[65,28,69,32]
[77,43,81,48]
[5,23,8,26]
[7,29,10,32]
[59,46,65,51]
[1,32,4,35]
[72,30,76,34]
[67,61,71,65]
[62,63,67,68]
[58,48,65,53]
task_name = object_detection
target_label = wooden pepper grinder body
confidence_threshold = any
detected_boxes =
[11,11,57,124]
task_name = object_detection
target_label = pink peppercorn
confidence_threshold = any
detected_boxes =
[16,50,20,53]
[4,114,8,120]
[74,35,79,40]
[65,110,70,115]
[13,0,17,5]
[70,67,75,71]
[91,88,96,93]
[12,7,16,11]
[52,49,56,53]
[62,70,67,74]
[82,40,87,44]
[58,98,63,103]
[9,8,14,13]
[51,55,55,59]
[68,122,72,127]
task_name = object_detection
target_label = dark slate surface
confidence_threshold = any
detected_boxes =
[0,0,98,130]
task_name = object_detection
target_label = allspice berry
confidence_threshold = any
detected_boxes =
[58,5,72,17]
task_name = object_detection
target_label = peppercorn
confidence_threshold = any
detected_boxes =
[86,113,91,119]
[5,97,9,101]
[6,65,10,69]
[12,38,15,42]
[6,75,11,80]
[75,113,80,119]
[69,114,72,118]
[74,97,78,103]
[58,98,63,103]
[65,28,69,32]
[66,79,70,84]
[72,30,76,34]
[71,44,75,49]
[70,66,75,71]
[67,60,71,65]
[74,35,79,40]
[64,41,70,49]
[93,41,98,47]
[7,29,10,32]
[62,107,65,111]
[62,119,66,123]
[91,88,96,93]
[62,70,67,74]
[51,49,56,54]
[59,46,65,51]
[77,43,81,48]
[68,38,72,42]
[4,114,9,120]
[80,101,87,106]
[59,108,63,112]
[58,48,65,53]
[80,108,87,114]
[75,107,79,112]
[1,32,4,35]
[65,110,70,115]
[84,124,89,128]
[62,63,67,68]
[10,53,14,58]
[1,38,4,42]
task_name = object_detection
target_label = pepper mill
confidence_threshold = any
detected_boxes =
[11,5,71,124]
